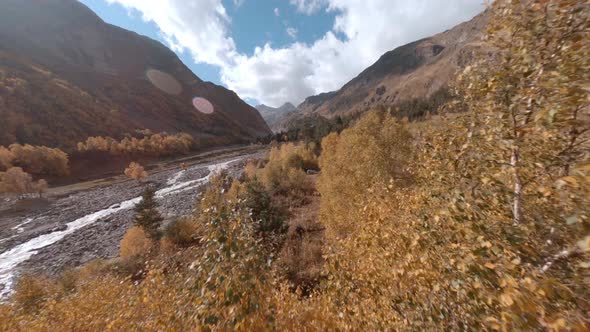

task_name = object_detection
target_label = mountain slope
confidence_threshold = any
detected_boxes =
[275,10,489,130]
[0,0,270,149]
[255,103,297,128]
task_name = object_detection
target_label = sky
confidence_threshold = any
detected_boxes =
[79,0,486,107]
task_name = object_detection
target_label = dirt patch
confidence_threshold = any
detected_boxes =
[279,175,325,292]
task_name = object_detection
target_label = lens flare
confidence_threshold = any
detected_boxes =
[192,97,214,114]
[146,69,182,95]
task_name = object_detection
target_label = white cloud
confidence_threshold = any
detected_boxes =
[274,7,280,16]
[106,0,485,107]
[289,0,328,15]
[286,27,298,39]
[106,0,237,67]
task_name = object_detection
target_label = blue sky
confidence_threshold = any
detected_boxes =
[80,0,337,89]
[78,0,485,107]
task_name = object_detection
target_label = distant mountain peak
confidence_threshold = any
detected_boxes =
[255,102,297,127]
[272,10,489,132]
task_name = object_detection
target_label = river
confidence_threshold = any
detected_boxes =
[0,152,258,299]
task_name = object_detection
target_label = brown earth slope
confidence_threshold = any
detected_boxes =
[0,0,270,149]
[274,10,490,131]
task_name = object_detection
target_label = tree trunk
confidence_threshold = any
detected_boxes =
[511,145,522,225]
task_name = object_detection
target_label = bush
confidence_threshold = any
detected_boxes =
[124,162,148,182]
[120,226,153,259]
[12,275,55,312]
[318,111,412,239]
[248,143,315,199]
[163,218,202,247]
[279,217,324,290]
[241,178,287,234]
[0,167,33,196]
[56,269,79,295]
[5,144,69,176]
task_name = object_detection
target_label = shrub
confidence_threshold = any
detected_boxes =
[279,217,324,290]
[163,218,202,247]
[120,226,153,259]
[35,179,48,198]
[248,143,315,199]
[76,259,109,281]
[124,162,148,182]
[0,146,13,170]
[199,171,234,217]
[56,269,79,295]
[12,275,55,312]
[241,177,287,234]
[243,161,259,179]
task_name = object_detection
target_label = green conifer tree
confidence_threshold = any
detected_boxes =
[133,186,163,240]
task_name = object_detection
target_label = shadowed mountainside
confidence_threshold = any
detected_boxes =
[0,0,270,149]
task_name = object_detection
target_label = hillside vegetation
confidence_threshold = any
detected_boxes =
[0,1,588,330]
[0,0,270,149]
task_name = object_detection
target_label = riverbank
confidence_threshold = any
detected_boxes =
[0,146,266,298]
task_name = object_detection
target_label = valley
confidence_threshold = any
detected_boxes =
[0,146,265,298]
[0,0,587,330]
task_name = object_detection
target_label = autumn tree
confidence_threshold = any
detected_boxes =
[1,144,69,176]
[120,226,153,259]
[318,111,412,239]
[0,146,14,170]
[0,167,34,198]
[77,132,194,157]
[35,179,48,198]
[457,0,589,225]
[124,162,148,182]
[133,186,163,241]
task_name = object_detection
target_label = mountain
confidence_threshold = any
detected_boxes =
[0,0,270,150]
[255,102,297,128]
[276,10,489,130]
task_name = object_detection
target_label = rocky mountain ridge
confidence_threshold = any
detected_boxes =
[273,10,490,131]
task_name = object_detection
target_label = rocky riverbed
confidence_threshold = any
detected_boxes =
[0,149,265,297]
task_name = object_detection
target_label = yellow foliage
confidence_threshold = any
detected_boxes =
[77,132,194,157]
[1,1,588,330]
[11,275,56,313]
[120,226,153,259]
[318,111,412,239]
[0,143,69,176]
[248,142,315,198]
[163,218,203,248]
[124,162,148,181]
